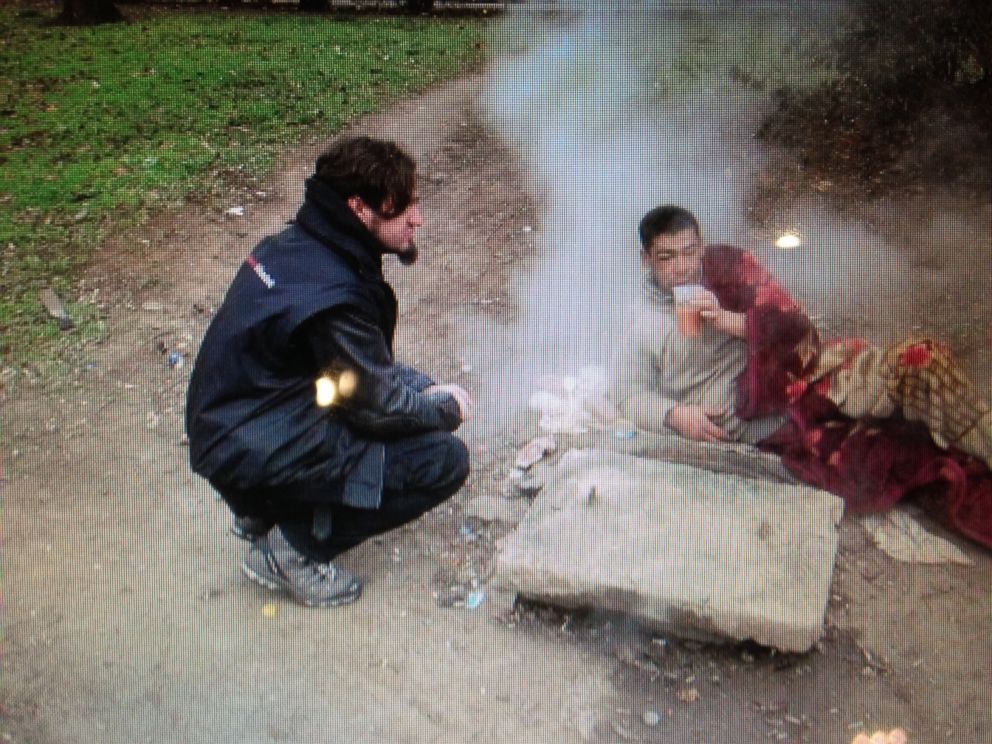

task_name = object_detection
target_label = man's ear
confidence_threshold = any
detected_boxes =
[346,195,373,227]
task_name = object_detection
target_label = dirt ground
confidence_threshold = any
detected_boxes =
[2,73,990,744]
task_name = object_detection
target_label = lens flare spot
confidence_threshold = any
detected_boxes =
[338,369,358,398]
[315,376,336,407]
[775,232,802,249]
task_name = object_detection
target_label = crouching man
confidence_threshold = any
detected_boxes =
[186,136,473,607]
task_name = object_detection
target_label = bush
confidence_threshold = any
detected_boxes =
[758,0,992,194]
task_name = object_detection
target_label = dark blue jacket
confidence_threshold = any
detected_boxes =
[185,178,459,508]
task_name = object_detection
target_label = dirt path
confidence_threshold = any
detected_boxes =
[3,73,990,744]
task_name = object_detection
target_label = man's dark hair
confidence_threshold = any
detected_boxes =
[315,136,417,217]
[638,205,700,250]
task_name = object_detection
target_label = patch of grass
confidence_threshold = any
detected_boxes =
[0,5,486,364]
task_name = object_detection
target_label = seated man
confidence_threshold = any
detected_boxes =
[186,136,473,607]
[614,204,992,548]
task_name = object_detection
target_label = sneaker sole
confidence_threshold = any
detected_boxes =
[241,562,363,608]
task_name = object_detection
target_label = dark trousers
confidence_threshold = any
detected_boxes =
[218,431,470,562]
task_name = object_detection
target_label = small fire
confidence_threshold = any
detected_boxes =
[775,231,802,249]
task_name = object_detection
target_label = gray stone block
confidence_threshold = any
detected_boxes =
[495,449,844,652]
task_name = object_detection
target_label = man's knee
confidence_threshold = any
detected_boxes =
[422,432,470,495]
[383,431,470,497]
[446,435,471,489]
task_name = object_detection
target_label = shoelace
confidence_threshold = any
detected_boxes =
[311,562,337,580]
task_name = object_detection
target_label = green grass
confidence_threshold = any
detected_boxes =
[0,5,486,364]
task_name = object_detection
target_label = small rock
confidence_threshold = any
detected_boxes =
[225,206,245,217]
[39,287,74,331]
[642,710,661,727]
[507,469,543,498]
[514,435,555,470]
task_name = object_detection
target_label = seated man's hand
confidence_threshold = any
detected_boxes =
[691,289,746,338]
[424,383,474,422]
[664,404,731,443]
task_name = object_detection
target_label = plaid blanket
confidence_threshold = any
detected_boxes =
[701,245,992,549]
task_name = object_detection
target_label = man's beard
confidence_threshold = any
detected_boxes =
[396,242,419,265]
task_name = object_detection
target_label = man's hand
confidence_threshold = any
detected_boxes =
[424,383,474,422]
[690,289,746,338]
[664,404,731,443]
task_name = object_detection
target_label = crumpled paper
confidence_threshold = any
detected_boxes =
[861,510,972,565]
[527,366,616,434]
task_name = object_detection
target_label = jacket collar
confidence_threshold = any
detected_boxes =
[294,176,387,277]
[643,275,674,306]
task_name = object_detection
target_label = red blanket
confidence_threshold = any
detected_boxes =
[701,244,992,549]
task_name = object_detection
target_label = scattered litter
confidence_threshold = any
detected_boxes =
[262,603,278,619]
[514,435,556,470]
[225,206,245,217]
[861,510,972,565]
[461,363,473,374]
[435,585,485,609]
[614,429,637,440]
[528,366,615,433]
[459,523,479,541]
[167,352,185,369]
[642,710,661,727]
[141,301,165,312]
[465,590,486,610]
[522,225,533,233]
[676,687,699,703]
[40,287,74,331]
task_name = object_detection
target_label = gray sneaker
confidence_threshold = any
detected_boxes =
[241,528,363,608]
[230,515,273,542]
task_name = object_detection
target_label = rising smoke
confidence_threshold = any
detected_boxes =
[465,0,920,436]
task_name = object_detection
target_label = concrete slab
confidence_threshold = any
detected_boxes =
[495,449,844,652]
[462,492,531,525]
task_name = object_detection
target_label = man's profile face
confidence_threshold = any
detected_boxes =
[642,228,703,291]
[349,194,424,259]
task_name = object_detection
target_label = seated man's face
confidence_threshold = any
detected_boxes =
[642,228,703,291]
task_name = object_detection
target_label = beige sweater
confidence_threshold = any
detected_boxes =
[612,280,784,445]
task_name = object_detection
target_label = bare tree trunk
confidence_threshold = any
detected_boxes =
[57,0,123,25]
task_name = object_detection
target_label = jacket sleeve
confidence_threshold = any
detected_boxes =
[299,308,461,436]
[611,324,678,434]
[394,364,435,392]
